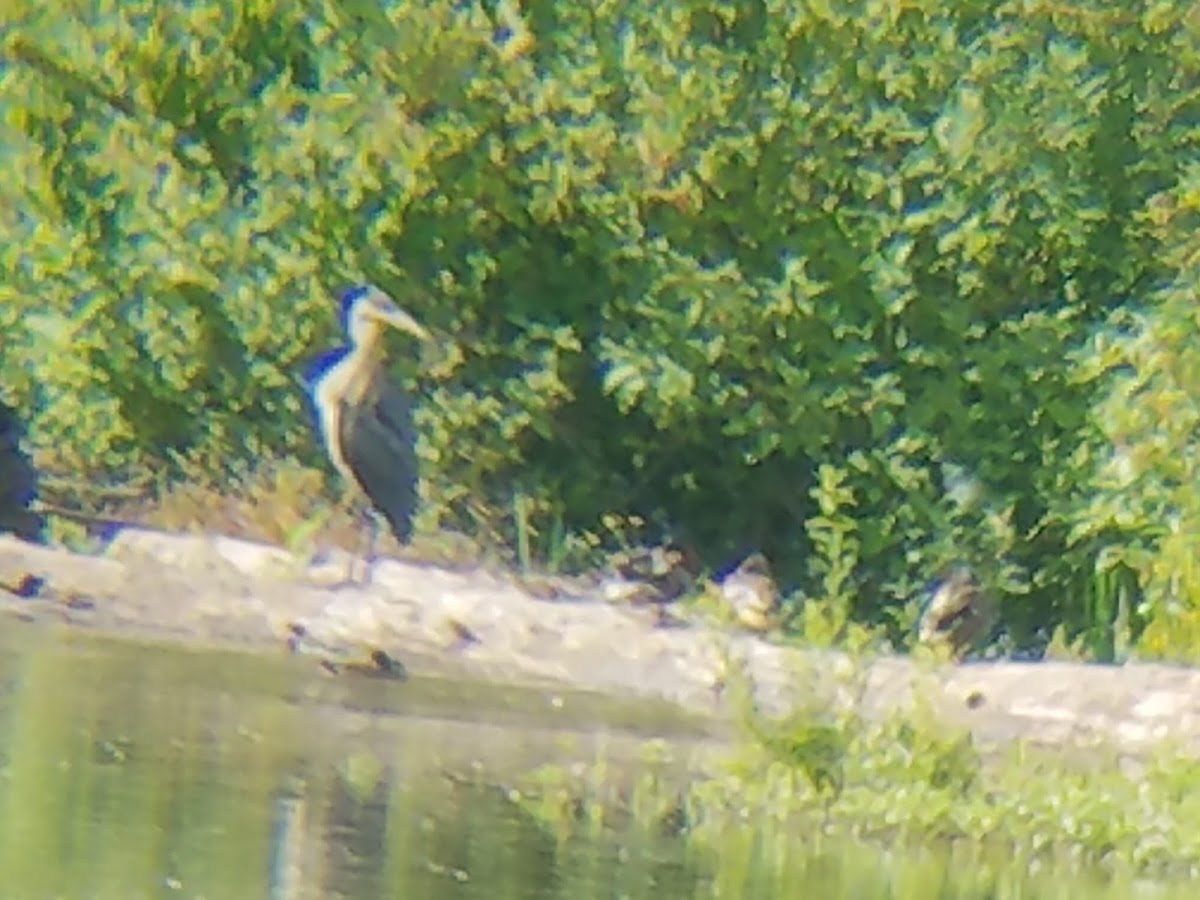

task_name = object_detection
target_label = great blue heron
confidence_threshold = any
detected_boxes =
[303,285,432,580]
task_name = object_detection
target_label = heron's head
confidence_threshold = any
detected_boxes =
[338,284,431,346]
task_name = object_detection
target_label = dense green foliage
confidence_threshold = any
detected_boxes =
[2,0,1199,652]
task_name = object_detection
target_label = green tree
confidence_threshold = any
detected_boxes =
[2,0,1198,654]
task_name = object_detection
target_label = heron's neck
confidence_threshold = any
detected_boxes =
[347,321,387,364]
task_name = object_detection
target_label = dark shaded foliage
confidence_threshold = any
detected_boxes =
[0,398,43,542]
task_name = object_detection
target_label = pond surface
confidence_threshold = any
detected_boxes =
[0,620,1191,899]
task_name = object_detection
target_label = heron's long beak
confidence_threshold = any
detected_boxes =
[376,305,432,342]
[363,288,432,342]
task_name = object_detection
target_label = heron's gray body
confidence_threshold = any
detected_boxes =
[313,345,419,542]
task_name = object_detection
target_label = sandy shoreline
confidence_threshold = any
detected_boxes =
[3,528,1200,763]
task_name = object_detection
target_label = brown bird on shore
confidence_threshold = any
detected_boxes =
[917,566,997,659]
[605,543,699,605]
[719,552,781,633]
[287,624,408,680]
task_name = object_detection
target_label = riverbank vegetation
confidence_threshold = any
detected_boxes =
[514,692,1200,886]
[3,0,1200,660]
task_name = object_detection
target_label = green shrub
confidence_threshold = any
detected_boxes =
[1070,165,1200,660]
[2,0,1198,651]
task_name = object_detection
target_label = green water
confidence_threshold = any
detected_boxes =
[0,621,1192,899]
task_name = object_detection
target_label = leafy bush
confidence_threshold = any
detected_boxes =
[2,0,1198,651]
[1070,164,1200,660]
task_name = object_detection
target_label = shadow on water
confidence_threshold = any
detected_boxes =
[0,621,1192,899]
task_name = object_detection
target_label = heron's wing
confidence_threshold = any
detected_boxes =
[338,373,420,543]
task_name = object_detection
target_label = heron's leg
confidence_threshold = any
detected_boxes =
[341,496,371,586]
[341,501,383,585]
[361,510,383,585]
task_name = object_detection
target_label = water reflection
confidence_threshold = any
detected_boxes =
[0,622,1193,899]
[0,622,707,900]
